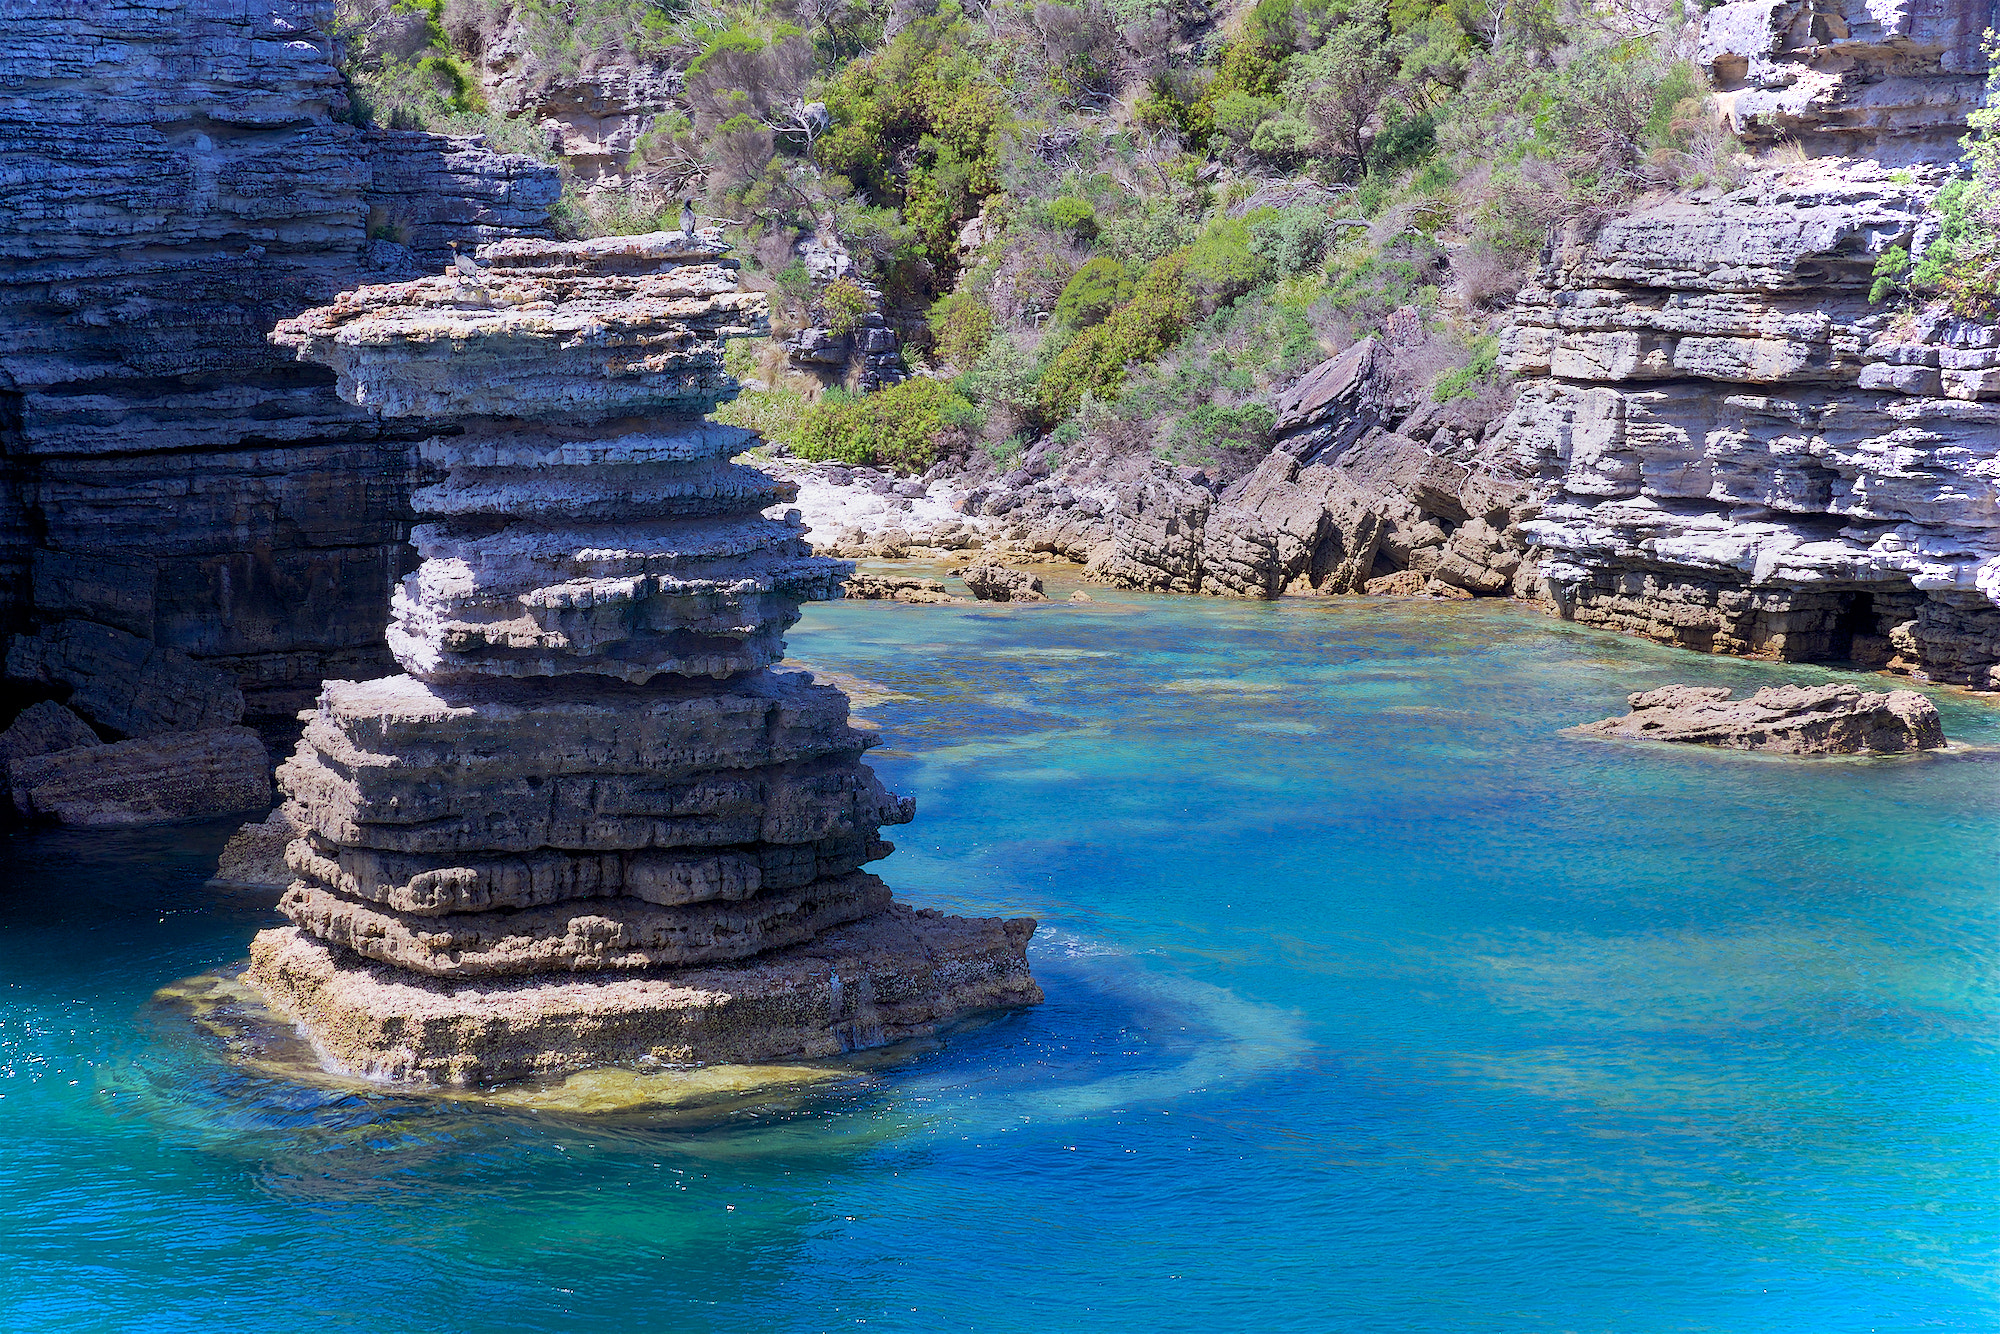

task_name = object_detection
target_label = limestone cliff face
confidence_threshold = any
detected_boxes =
[1494,0,2000,688]
[0,0,558,716]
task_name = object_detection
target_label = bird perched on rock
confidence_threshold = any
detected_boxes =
[449,239,481,281]
[680,199,697,236]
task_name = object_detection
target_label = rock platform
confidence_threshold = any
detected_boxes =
[1577,682,1946,755]
[250,232,1039,1084]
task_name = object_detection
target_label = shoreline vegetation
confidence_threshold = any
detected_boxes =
[334,0,1728,475]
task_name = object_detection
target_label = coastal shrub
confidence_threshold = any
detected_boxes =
[1869,245,1910,306]
[1046,195,1100,239]
[817,11,1011,280]
[1054,256,1133,329]
[713,383,812,449]
[792,376,977,472]
[819,277,872,335]
[928,290,995,369]
[1908,180,2000,315]
[1248,205,1333,276]
[1035,250,1195,423]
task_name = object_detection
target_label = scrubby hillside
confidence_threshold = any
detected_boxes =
[330,0,1726,477]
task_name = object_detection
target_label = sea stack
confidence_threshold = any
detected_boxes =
[251,232,1040,1086]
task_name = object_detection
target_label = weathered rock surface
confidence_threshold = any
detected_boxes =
[248,232,1039,1083]
[212,807,299,891]
[844,574,965,604]
[1492,7,2000,689]
[1577,682,1946,754]
[1702,0,2000,163]
[7,621,243,737]
[0,701,100,767]
[959,564,1046,602]
[10,727,271,825]
[0,0,558,717]
[250,905,1041,1085]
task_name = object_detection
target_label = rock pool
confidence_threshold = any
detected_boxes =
[6,584,2000,1332]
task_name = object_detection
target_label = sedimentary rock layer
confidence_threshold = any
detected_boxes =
[0,0,558,716]
[249,906,1042,1085]
[251,230,1039,1082]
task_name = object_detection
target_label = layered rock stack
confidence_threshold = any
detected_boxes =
[247,232,1039,1086]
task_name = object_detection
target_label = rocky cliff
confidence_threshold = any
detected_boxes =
[1493,0,2000,688]
[0,0,558,720]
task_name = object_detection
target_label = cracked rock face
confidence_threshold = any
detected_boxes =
[1576,682,1946,754]
[1491,0,2000,693]
[1497,159,2000,688]
[252,232,1039,1084]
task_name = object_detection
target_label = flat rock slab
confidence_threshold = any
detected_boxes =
[10,726,271,824]
[1577,683,1945,755]
[247,903,1041,1086]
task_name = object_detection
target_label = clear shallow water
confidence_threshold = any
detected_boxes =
[6,583,2000,1333]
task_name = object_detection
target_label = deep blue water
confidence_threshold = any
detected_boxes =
[6,580,2000,1333]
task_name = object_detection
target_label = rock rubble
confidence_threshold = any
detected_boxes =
[252,231,1040,1085]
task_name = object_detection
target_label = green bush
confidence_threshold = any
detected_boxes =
[713,384,812,449]
[1036,251,1194,423]
[1248,205,1333,276]
[1909,181,2000,314]
[819,277,871,334]
[1046,195,1099,239]
[1183,217,1268,307]
[928,290,995,369]
[1054,256,1133,329]
[793,376,976,472]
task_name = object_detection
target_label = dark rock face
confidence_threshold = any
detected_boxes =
[0,0,559,719]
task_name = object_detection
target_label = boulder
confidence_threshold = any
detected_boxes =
[10,727,272,825]
[210,806,299,891]
[0,700,100,765]
[844,574,965,604]
[0,700,102,811]
[1576,683,1946,755]
[959,563,1047,602]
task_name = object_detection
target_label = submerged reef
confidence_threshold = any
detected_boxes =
[250,232,1039,1086]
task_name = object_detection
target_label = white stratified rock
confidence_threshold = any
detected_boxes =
[1494,154,2000,687]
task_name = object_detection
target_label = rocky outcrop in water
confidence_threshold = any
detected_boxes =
[959,564,1045,602]
[0,0,558,720]
[248,231,1040,1085]
[1577,682,1945,754]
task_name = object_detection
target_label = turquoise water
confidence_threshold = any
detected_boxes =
[6,583,2000,1332]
